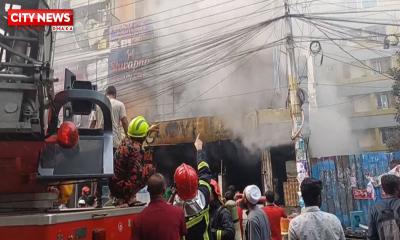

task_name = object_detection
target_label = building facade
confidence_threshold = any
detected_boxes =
[307,0,400,154]
[53,0,157,123]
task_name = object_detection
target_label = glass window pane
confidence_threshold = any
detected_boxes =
[362,0,377,8]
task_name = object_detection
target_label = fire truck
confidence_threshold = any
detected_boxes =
[0,1,143,239]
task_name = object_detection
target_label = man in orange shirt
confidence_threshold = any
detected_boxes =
[262,191,287,240]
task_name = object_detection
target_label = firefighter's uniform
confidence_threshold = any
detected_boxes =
[174,150,212,240]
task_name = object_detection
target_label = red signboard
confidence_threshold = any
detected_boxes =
[8,9,73,26]
[8,9,73,31]
[352,189,373,200]
[0,208,141,240]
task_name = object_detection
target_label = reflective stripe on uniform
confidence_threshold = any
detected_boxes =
[217,230,223,240]
[186,179,211,240]
[186,207,209,229]
[199,180,211,193]
[186,201,210,240]
[199,178,212,239]
[203,209,210,240]
[198,161,209,171]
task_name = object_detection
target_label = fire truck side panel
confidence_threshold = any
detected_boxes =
[0,142,46,193]
[0,207,143,240]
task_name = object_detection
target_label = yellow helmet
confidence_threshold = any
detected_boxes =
[128,116,150,138]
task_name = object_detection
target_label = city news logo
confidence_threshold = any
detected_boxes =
[8,9,73,32]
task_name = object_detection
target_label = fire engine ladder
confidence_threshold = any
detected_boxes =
[0,0,54,137]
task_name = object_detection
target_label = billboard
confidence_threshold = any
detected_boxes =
[109,19,154,49]
[56,0,110,52]
[108,19,154,87]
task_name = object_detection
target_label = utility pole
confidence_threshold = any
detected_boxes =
[284,0,309,185]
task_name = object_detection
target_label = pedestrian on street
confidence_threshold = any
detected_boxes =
[133,173,187,240]
[209,179,235,240]
[172,134,212,240]
[368,174,400,240]
[89,85,129,152]
[240,185,271,240]
[237,191,266,240]
[262,191,287,240]
[109,116,158,207]
[224,190,242,240]
[288,178,345,240]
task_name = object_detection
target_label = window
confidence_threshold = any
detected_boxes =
[362,0,377,8]
[343,64,351,79]
[381,127,397,144]
[377,92,390,109]
[370,57,391,75]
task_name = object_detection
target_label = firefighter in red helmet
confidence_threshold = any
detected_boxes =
[78,186,90,204]
[173,134,212,240]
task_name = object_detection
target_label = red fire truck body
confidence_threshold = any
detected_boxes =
[0,1,144,239]
[0,207,143,240]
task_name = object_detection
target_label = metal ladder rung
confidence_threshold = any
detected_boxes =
[0,35,38,42]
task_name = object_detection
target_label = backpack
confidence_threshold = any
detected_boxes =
[376,203,400,240]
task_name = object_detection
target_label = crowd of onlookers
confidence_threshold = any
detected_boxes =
[91,173,396,240]
[112,175,344,240]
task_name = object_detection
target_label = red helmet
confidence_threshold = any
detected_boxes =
[82,186,90,194]
[174,163,198,201]
[210,179,221,197]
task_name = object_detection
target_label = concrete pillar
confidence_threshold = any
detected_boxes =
[261,149,273,193]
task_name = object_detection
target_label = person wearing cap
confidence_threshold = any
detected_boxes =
[241,185,271,240]
[79,186,90,203]
[109,116,158,207]
[78,199,86,208]
[209,179,235,240]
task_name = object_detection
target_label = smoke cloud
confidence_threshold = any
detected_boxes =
[52,0,396,157]
[137,0,290,152]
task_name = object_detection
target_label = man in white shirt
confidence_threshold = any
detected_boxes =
[288,178,345,240]
[90,86,129,151]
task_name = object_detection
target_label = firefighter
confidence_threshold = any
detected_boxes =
[109,116,158,207]
[79,186,90,203]
[209,179,235,240]
[173,134,212,240]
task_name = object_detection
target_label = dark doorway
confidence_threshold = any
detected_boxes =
[153,143,196,187]
[270,145,295,205]
[153,140,262,193]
